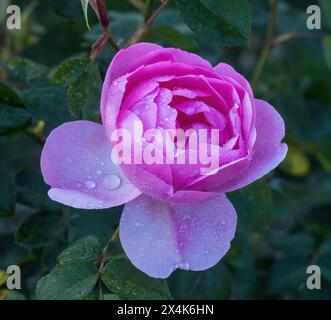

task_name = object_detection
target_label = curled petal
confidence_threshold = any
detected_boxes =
[41,121,141,209]
[219,99,288,192]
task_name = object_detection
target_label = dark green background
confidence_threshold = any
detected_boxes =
[0,0,331,300]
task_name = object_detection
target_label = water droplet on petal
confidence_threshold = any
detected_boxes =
[84,180,96,189]
[102,174,121,190]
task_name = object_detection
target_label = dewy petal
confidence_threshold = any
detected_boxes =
[120,194,237,278]
[220,99,288,192]
[41,121,141,209]
[103,42,162,83]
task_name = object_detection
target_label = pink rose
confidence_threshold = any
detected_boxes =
[41,43,287,278]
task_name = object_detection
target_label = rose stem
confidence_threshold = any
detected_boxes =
[126,0,171,47]
[89,0,120,60]
[251,0,278,90]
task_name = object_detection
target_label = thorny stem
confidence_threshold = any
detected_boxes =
[126,0,170,47]
[251,0,278,90]
[89,0,120,60]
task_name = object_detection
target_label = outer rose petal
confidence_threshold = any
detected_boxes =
[103,42,162,83]
[41,121,141,209]
[219,99,288,192]
[120,194,237,278]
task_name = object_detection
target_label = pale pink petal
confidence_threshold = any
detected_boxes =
[120,194,237,278]
[41,121,141,209]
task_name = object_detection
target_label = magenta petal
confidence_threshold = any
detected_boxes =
[220,99,288,192]
[104,42,162,83]
[120,194,237,278]
[41,121,141,209]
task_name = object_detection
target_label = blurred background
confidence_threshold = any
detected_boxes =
[0,0,331,300]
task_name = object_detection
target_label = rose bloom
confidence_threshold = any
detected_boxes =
[41,43,287,278]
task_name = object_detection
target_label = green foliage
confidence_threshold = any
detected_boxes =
[0,104,31,136]
[52,58,102,121]
[35,236,101,300]
[229,180,273,233]
[0,0,330,301]
[0,168,16,217]
[80,0,91,30]
[169,264,231,300]
[323,36,331,70]
[175,0,251,46]
[102,249,173,300]
[15,212,64,249]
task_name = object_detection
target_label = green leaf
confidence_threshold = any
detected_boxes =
[15,169,61,211]
[229,180,273,233]
[80,0,91,30]
[266,234,315,297]
[0,82,24,107]
[15,212,64,249]
[149,26,198,51]
[169,263,231,299]
[323,36,331,70]
[57,235,102,264]
[0,168,16,217]
[0,104,31,136]
[52,58,101,121]
[175,0,251,46]
[101,250,172,300]
[0,58,48,84]
[52,57,90,87]
[267,255,310,296]
[35,236,103,300]
[35,260,98,300]
[67,63,102,121]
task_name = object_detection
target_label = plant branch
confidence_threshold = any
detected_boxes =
[126,0,170,47]
[271,32,323,46]
[97,226,119,275]
[89,0,120,60]
[144,0,155,22]
[128,0,145,13]
[251,0,278,90]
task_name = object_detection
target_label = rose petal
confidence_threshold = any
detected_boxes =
[104,42,162,83]
[219,99,288,192]
[120,194,237,278]
[41,121,141,209]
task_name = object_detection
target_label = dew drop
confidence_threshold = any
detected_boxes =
[102,174,121,190]
[84,180,96,189]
